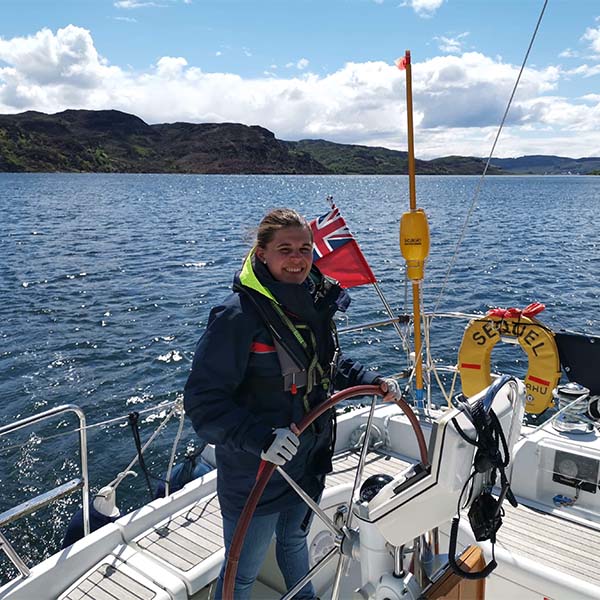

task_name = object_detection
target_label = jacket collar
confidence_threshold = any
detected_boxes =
[238,249,278,303]
[236,248,350,316]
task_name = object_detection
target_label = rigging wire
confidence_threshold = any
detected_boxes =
[423,311,456,408]
[417,0,549,403]
[431,0,549,317]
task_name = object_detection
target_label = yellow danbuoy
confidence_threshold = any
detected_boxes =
[400,208,430,281]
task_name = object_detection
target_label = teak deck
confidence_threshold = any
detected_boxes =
[62,450,600,599]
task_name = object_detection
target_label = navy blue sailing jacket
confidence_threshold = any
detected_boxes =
[183,256,379,516]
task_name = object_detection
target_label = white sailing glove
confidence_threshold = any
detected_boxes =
[379,377,402,402]
[260,427,300,466]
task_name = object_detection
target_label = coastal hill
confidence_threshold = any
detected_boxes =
[0,109,596,175]
[286,140,502,175]
[489,155,600,175]
[0,110,327,174]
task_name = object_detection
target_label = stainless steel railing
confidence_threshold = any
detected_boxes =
[0,404,89,578]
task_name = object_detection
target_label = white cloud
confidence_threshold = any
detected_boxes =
[559,48,578,59]
[582,26,600,55]
[114,16,138,22]
[1,26,599,159]
[402,0,445,18]
[114,1,161,8]
[114,0,190,7]
[435,32,469,54]
[284,59,309,70]
[0,25,120,90]
[215,51,222,57]
[564,63,600,78]
[155,56,188,78]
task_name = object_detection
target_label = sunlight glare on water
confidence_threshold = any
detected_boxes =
[0,173,598,570]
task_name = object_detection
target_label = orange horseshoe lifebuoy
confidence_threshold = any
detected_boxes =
[458,303,561,414]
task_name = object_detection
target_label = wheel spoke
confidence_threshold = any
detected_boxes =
[279,394,377,600]
[346,394,378,530]
[330,554,349,600]
[280,547,339,600]
[276,465,342,537]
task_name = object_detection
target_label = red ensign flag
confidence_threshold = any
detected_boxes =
[310,202,376,288]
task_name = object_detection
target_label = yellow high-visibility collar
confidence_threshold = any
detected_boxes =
[239,249,278,304]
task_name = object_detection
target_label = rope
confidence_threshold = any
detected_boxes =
[108,400,181,490]
[164,407,187,497]
[431,0,549,317]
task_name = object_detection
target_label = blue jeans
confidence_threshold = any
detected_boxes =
[214,501,317,600]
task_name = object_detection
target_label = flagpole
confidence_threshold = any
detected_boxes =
[371,280,410,345]
[324,196,411,350]
[405,50,417,212]
[312,197,412,363]
[399,50,430,409]
[406,49,424,406]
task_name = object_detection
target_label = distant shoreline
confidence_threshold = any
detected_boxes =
[2,109,599,176]
[2,172,597,178]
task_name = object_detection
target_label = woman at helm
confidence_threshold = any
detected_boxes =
[184,208,399,599]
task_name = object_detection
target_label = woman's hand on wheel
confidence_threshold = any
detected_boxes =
[378,377,402,403]
[260,427,300,465]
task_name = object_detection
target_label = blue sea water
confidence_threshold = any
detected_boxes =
[0,173,598,571]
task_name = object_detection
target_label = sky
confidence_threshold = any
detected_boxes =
[1,0,600,159]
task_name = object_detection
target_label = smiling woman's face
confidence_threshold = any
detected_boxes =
[255,226,313,284]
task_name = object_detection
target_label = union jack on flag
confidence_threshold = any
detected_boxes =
[311,204,354,261]
[309,200,376,289]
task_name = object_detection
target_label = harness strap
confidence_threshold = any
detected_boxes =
[270,301,332,397]
[235,283,307,371]
[270,304,325,376]
[236,283,336,409]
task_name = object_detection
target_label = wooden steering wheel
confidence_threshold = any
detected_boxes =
[223,384,428,600]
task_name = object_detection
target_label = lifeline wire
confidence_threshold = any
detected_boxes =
[110,401,181,490]
[431,0,549,316]
[0,400,177,455]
